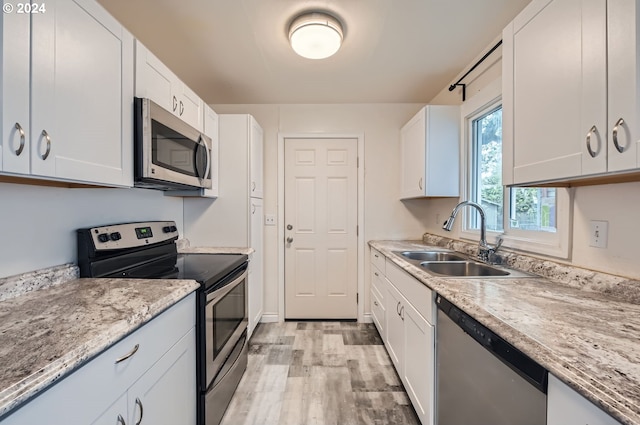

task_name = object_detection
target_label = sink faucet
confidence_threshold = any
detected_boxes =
[442,201,503,262]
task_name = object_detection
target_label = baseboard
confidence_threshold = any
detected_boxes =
[259,313,280,323]
[361,313,373,323]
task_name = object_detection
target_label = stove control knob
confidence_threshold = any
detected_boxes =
[110,232,122,241]
[163,226,172,233]
[170,225,177,232]
[97,233,109,243]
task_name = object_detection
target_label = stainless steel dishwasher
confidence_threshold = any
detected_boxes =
[436,295,548,425]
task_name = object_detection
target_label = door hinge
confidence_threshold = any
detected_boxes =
[357,293,359,304]
[357,157,360,168]
[356,225,359,236]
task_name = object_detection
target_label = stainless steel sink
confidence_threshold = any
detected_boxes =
[419,261,535,278]
[396,251,467,262]
[420,261,510,277]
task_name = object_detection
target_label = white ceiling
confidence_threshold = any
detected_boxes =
[98,0,532,104]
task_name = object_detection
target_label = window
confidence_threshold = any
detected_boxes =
[460,79,571,258]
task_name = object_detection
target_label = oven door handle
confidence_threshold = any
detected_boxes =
[206,269,248,303]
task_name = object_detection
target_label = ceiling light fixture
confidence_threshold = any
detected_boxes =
[288,12,344,60]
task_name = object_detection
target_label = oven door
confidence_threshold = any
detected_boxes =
[135,97,212,189]
[204,268,248,388]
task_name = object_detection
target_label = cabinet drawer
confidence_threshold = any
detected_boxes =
[385,260,434,324]
[370,248,386,274]
[370,264,385,300]
[2,294,196,425]
[370,287,385,340]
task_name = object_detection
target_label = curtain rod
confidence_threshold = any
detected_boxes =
[448,39,503,101]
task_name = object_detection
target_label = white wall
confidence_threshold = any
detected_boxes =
[210,103,426,318]
[0,182,183,277]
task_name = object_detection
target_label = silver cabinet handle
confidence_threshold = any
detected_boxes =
[374,254,379,258]
[179,100,184,116]
[14,123,25,156]
[396,301,401,315]
[134,398,144,425]
[374,272,379,277]
[418,177,423,190]
[251,204,256,214]
[114,344,139,364]
[172,96,178,112]
[117,414,126,425]
[286,237,293,243]
[251,181,256,192]
[586,125,598,158]
[400,306,405,321]
[373,300,379,307]
[40,130,51,160]
[612,118,625,153]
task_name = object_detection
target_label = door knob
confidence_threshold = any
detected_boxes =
[286,237,293,243]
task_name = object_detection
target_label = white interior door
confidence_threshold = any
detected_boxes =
[284,137,358,319]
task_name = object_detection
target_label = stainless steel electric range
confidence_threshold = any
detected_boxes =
[77,220,248,425]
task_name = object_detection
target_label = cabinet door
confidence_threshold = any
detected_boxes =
[1,8,30,174]
[248,198,264,337]
[203,105,219,198]
[384,282,404,374]
[127,328,197,425]
[403,301,435,425]
[510,0,596,183]
[90,393,128,425]
[249,117,264,199]
[607,0,640,172]
[134,40,175,114]
[31,0,133,186]
[177,82,204,132]
[400,108,426,199]
[547,374,621,425]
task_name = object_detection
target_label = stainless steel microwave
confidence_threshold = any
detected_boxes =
[134,97,212,190]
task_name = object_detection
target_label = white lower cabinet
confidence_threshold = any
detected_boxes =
[374,256,435,425]
[547,374,621,425]
[370,265,386,340]
[2,294,196,425]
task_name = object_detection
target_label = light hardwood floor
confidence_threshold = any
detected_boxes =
[220,322,420,425]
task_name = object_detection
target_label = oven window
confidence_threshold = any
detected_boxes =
[212,281,246,357]
[152,120,199,177]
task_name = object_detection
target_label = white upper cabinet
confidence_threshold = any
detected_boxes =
[503,0,640,186]
[1,0,134,187]
[400,105,460,199]
[135,40,204,132]
[1,9,30,174]
[249,116,264,199]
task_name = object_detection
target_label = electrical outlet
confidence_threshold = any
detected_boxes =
[265,214,276,226]
[589,220,608,248]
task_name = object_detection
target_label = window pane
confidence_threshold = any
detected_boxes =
[471,107,503,232]
[509,188,557,232]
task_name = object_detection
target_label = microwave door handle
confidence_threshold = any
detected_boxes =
[194,137,209,180]
[203,137,211,182]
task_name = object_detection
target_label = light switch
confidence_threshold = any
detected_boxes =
[589,220,608,248]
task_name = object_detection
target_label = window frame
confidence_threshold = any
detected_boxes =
[459,78,572,259]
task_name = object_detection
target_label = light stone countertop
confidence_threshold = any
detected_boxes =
[0,276,199,419]
[370,240,640,425]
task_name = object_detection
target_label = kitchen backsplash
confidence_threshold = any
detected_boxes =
[422,232,640,305]
[0,264,79,302]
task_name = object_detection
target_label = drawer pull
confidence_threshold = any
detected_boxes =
[374,300,379,307]
[374,272,379,277]
[40,130,51,160]
[586,125,598,158]
[374,254,379,258]
[117,414,126,425]
[115,344,139,364]
[135,397,144,425]
[612,118,626,153]
[396,301,401,315]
